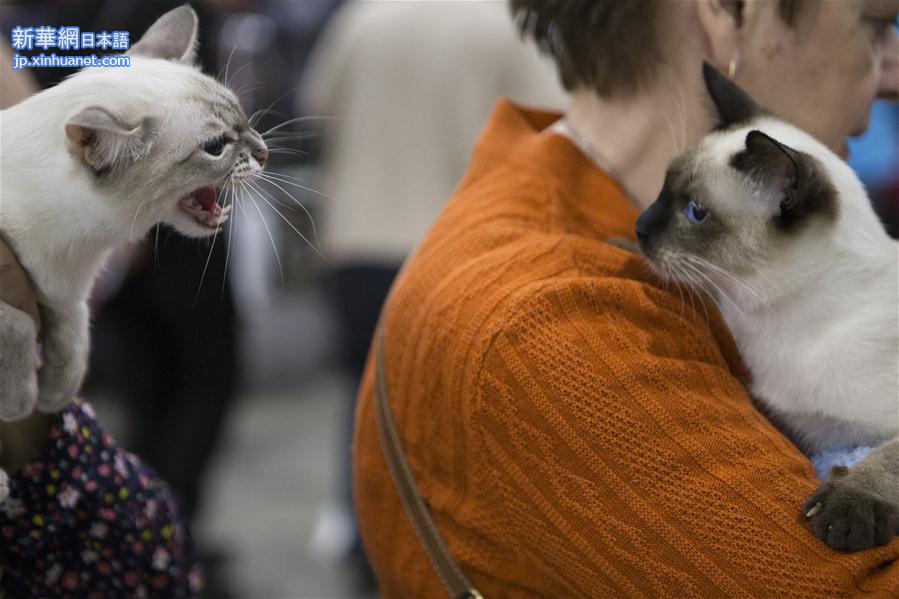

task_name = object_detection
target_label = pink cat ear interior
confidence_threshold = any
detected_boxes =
[65,107,156,173]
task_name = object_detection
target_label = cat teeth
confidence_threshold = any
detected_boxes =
[178,195,230,229]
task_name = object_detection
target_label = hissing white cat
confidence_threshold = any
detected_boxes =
[637,65,898,552]
[0,8,267,430]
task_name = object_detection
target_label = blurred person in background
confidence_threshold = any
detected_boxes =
[299,0,566,574]
[352,0,899,596]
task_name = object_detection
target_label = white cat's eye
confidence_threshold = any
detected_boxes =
[686,199,709,225]
[203,136,227,157]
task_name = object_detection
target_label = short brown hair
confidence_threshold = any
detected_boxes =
[510,0,806,98]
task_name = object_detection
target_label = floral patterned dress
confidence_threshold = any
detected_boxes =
[0,401,203,597]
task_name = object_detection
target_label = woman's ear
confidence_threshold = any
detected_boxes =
[694,0,742,73]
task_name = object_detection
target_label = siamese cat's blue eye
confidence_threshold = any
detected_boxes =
[686,199,708,224]
[203,137,226,156]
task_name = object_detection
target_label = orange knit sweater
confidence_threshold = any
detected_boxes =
[352,100,899,598]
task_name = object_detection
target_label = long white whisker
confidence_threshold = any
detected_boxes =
[245,179,295,212]
[686,255,774,314]
[129,198,150,240]
[219,46,236,83]
[249,108,287,129]
[256,171,334,202]
[682,261,747,322]
[249,87,300,129]
[226,61,253,90]
[239,181,285,284]
[245,180,324,259]
[671,263,711,325]
[250,176,320,242]
[260,115,336,137]
[255,170,309,183]
[221,175,237,301]
[194,223,219,306]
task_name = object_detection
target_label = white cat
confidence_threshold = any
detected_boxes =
[0,6,267,475]
[637,64,898,552]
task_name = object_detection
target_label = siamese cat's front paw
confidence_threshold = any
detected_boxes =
[0,305,39,420]
[805,467,898,552]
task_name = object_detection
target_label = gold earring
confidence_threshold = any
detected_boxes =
[727,57,738,78]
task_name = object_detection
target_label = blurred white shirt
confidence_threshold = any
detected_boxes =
[301,0,567,264]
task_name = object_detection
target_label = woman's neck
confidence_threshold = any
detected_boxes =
[562,80,713,210]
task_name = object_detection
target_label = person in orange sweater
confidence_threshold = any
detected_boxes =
[353,1,899,597]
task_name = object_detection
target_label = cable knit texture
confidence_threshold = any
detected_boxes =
[352,100,899,598]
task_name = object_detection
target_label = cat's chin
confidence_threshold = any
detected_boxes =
[173,186,230,237]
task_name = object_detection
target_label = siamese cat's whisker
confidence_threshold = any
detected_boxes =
[686,255,775,315]
[671,74,687,154]
[658,107,681,160]
[675,265,703,323]
[681,267,712,326]
[239,181,285,283]
[675,263,718,326]
[683,261,749,322]
[663,262,688,320]
[251,176,321,244]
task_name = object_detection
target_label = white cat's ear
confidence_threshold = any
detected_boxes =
[128,5,199,65]
[65,107,157,173]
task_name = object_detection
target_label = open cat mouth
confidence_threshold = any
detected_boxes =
[177,186,230,230]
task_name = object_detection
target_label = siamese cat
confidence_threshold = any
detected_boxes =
[0,6,268,495]
[636,64,898,552]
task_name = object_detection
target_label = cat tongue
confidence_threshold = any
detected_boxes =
[195,187,217,212]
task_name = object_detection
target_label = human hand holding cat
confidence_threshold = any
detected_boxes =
[0,237,42,419]
[0,235,55,499]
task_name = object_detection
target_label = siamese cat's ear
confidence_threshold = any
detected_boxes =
[702,62,764,127]
[732,130,838,230]
[65,107,158,174]
[734,130,800,197]
[128,5,199,65]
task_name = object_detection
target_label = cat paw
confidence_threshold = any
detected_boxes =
[805,469,898,552]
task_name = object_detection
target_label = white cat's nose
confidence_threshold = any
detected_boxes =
[252,148,268,167]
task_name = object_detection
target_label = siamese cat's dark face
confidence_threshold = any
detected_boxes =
[637,64,840,279]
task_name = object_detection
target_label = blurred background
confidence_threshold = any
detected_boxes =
[0,1,896,597]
